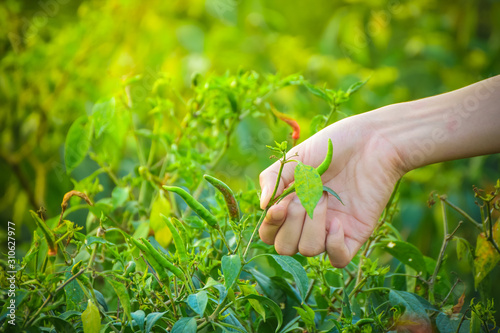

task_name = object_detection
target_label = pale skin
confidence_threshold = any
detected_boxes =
[258,75,500,268]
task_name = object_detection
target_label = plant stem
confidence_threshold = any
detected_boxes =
[485,201,500,254]
[243,208,268,260]
[429,199,463,304]
[323,103,338,128]
[440,197,482,231]
[24,268,86,328]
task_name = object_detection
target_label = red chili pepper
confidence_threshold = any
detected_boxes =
[270,105,300,144]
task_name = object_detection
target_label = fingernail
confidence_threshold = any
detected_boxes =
[260,186,270,209]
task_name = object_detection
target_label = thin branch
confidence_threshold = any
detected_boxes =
[440,197,482,231]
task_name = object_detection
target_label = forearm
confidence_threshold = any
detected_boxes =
[365,75,500,172]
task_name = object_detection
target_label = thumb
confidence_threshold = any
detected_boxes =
[259,159,296,209]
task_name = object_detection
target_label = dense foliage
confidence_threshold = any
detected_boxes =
[1,0,500,332]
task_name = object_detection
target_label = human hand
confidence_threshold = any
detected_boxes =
[258,108,406,267]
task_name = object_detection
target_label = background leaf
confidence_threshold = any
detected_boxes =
[81,300,101,333]
[65,116,92,173]
[171,317,197,333]
[187,291,208,316]
[106,277,131,321]
[92,97,116,138]
[380,241,427,276]
[269,254,309,301]
[222,254,241,290]
[145,311,167,333]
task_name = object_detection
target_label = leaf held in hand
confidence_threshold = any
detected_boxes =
[295,162,323,219]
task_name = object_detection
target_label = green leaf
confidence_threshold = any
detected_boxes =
[380,241,427,276]
[145,311,167,333]
[81,300,101,333]
[92,97,116,138]
[187,291,208,316]
[436,312,469,333]
[171,317,197,333]
[111,186,129,207]
[304,82,331,103]
[65,115,92,173]
[269,254,309,301]
[389,290,429,323]
[93,289,108,312]
[64,271,84,312]
[309,114,327,135]
[346,78,368,96]
[294,304,316,331]
[131,310,145,332]
[323,186,343,205]
[222,254,241,290]
[106,277,131,322]
[238,294,283,332]
[239,285,267,321]
[295,162,323,219]
[85,236,114,247]
[32,316,77,333]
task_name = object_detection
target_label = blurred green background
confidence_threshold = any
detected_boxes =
[1,0,500,313]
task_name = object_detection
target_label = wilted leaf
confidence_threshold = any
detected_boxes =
[452,292,466,314]
[473,224,500,288]
[454,237,472,261]
[295,162,323,219]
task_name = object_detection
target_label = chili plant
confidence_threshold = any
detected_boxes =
[0,71,497,333]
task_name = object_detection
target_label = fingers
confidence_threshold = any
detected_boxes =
[325,217,352,268]
[274,195,306,256]
[298,194,328,257]
[259,158,298,209]
[259,195,293,245]
[260,193,328,257]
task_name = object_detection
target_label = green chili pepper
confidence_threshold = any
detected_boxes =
[163,216,189,265]
[129,237,168,281]
[163,185,219,228]
[140,238,184,280]
[203,174,240,223]
[316,138,333,176]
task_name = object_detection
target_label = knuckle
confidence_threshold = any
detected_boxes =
[298,243,324,257]
[330,257,350,268]
[275,242,297,256]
